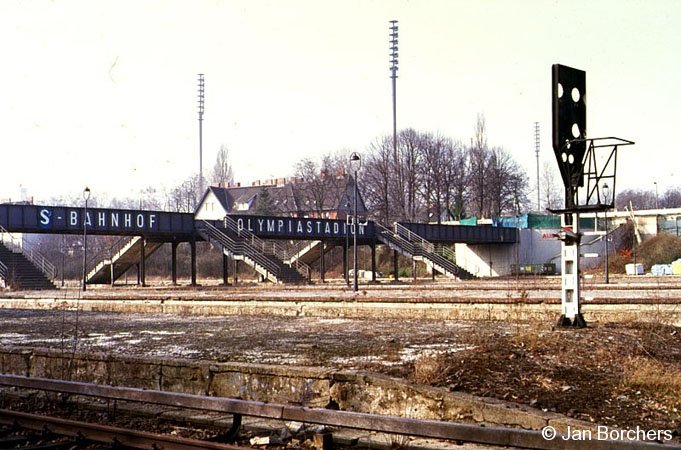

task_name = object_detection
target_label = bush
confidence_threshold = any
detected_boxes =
[636,233,681,269]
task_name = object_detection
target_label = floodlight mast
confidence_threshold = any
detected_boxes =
[198,74,205,195]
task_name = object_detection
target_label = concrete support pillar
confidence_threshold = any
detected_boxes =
[393,250,399,281]
[190,239,197,286]
[320,241,325,282]
[171,242,178,286]
[139,237,146,287]
[233,259,239,286]
[370,244,377,282]
[222,252,229,286]
[342,244,348,285]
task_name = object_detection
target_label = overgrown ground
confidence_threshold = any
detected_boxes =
[410,320,681,433]
[2,306,680,435]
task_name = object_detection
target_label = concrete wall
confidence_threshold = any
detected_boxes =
[0,346,594,434]
[454,243,517,277]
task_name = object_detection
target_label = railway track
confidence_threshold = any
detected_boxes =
[1,374,680,450]
[0,409,247,450]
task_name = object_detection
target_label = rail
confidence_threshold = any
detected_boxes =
[223,216,310,279]
[395,222,435,253]
[0,374,676,450]
[86,235,133,276]
[0,409,246,450]
[198,221,285,281]
[0,225,56,280]
[435,244,456,262]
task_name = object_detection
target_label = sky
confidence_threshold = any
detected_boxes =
[1,0,680,205]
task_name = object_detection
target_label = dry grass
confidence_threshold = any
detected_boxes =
[412,352,449,385]
[621,357,681,405]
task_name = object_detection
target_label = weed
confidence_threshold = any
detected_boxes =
[412,351,448,385]
[621,357,681,408]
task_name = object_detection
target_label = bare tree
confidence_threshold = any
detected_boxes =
[363,137,394,224]
[165,174,202,213]
[467,115,491,218]
[615,189,657,210]
[211,145,234,187]
[442,141,468,221]
[293,153,347,217]
[540,161,563,211]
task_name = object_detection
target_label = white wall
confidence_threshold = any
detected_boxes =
[194,191,228,220]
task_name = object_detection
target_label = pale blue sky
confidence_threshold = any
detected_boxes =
[1,0,679,203]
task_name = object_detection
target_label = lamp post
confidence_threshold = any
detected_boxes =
[349,152,361,292]
[654,181,659,209]
[82,187,91,291]
[602,183,610,284]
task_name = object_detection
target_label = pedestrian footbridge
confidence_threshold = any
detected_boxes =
[1,203,517,288]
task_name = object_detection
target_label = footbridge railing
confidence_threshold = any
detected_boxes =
[222,216,310,280]
[0,225,56,280]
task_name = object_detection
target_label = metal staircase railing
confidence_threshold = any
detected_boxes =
[0,225,56,280]
[376,222,475,280]
[374,223,417,258]
[86,235,135,277]
[394,223,435,253]
[222,216,310,280]
[198,221,306,283]
[434,244,456,262]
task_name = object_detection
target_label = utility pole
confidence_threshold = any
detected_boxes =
[197,74,205,195]
[534,122,540,211]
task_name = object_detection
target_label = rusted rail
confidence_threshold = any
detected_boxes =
[0,409,248,450]
[0,374,679,450]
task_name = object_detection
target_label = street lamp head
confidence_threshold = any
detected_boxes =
[602,183,610,203]
[83,187,91,201]
[349,152,361,172]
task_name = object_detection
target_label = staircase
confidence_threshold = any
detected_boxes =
[86,236,163,284]
[375,223,476,280]
[0,228,56,290]
[284,240,338,266]
[196,219,309,284]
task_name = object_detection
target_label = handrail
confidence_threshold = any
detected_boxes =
[198,221,283,280]
[394,223,435,253]
[222,216,310,279]
[86,235,136,276]
[0,225,56,280]
[435,244,456,262]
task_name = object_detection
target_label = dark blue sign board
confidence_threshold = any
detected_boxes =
[225,214,375,242]
[0,204,195,239]
[2,204,516,245]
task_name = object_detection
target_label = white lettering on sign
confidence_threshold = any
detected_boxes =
[98,212,106,227]
[70,211,78,226]
[111,213,119,227]
[40,209,51,225]
[124,214,132,228]
[84,212,92,226]
[149,215,156,228]
[136,214,144,228]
